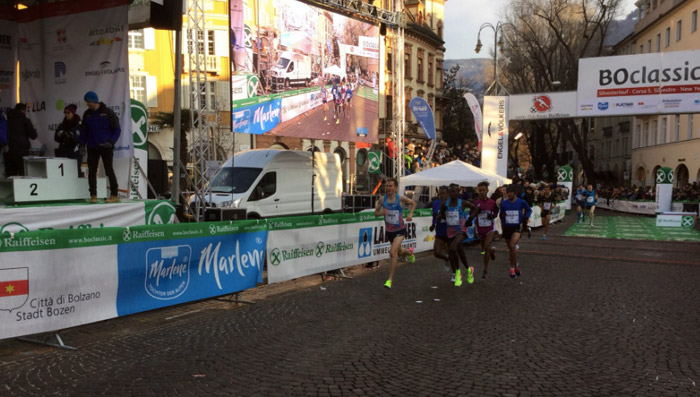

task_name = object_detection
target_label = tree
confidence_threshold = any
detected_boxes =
[442,64,485,149]
[499,0,622,182]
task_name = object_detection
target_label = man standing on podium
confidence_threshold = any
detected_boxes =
[80,91,120,203]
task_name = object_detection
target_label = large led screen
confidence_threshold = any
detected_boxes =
[230,0,380,143]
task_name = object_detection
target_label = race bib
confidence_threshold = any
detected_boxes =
[587,196,594,203]
[576,194,583,201]
[544,202,552,210]
[386,210,400,225]
[478,212,492,227]
[446,211,460,226]
[505,210,519,224]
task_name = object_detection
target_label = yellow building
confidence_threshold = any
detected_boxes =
[614,0,700,187]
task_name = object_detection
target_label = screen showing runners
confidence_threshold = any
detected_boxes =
[230,0,380,143]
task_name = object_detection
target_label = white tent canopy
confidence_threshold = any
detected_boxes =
[401,160,512,189]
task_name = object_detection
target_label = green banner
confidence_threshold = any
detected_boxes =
[656,167,674,185]
[557,166,573,183]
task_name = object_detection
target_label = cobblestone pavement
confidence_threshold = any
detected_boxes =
[1,211,699,396]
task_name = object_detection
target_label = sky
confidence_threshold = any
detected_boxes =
[443,0,639,60]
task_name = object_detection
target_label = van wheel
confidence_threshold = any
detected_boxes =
[322,208,334,215]
[247,213,261,220]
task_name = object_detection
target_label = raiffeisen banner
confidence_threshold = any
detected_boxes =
[229,0,380,143]
[577,50,700,116]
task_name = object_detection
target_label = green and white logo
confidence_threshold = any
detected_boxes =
[247,75,260,97]
[146,202,177,225]
[557,166,573,182]
[130,99,148,151]
[656,167,673,184]
[270,248,281,265]
[681,216,694,227]
[0,222,29,235]
[368,151,382,175]
[315,241,325,257]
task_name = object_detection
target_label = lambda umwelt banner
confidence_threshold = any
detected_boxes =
[577,50,700,116]
[266,211,434,284]
[17,0,132,158]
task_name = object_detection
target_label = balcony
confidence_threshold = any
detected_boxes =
[182,54,221,75]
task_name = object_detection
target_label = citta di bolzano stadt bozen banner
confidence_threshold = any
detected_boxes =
[577,50,700,116]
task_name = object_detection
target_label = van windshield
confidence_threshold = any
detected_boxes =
[209,167,262,193]
[275,58,290,69]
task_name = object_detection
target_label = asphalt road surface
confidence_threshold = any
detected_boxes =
[1,211,699,396]
[267,93,378,144]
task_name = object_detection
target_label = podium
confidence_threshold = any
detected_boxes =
[0,157,107,203]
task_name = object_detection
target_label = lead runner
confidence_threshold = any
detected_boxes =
[374,178,416,289]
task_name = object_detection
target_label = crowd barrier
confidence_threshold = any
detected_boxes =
[0,210,434,341]
[595,200,688,215]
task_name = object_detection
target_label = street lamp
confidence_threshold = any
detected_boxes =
[475,21,514,95]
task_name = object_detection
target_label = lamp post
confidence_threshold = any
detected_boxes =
[475,21,514,96]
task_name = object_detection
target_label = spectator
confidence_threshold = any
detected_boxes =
[4,103,37,176]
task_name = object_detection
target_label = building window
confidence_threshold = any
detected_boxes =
[187,30,205,54]
[436,62,443,89]
[405,98,410,122]
[207,31,215,56]
[128,29,144,50]
[437,20,443,39]
[674,115,680,141]
[647,39,651,52]
[665,27,671,47]
[644,121,649,146]
[692,10,698,33]
[656,33,660,52]
[651,119,657,145]
[676,20,682,41]
[130,75,146,103]
[639,44,644,53]
[417,56,424,82]
[659,117,666,144]
[428,55,434,86]
[387,53,392,73]
[688,114,694,140]
[404,52,411,79]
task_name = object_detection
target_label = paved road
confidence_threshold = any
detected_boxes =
[1,211,699,396]
[267,92,378,143]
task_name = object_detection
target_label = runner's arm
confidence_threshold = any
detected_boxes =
[400,195,416,221]
[374,196,384,217]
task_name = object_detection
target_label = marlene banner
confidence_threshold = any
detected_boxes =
[481,96,509,178]
[577,50,700,116]
[17,0,133,158]
[509,91,577,120]
[266,211,434,284]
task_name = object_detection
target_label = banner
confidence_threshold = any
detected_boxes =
[596,199,685,215]
[0,200,176,232]
[409,97,436,140]
[17,0,133,158]
[231,98,282,135]
[266,211,434,284]
[509,91,577,120]
[0,9,16,109]
[130,99,148,199]
[463,93,483,149]
[481,96,509,178]
[577,50,700,116]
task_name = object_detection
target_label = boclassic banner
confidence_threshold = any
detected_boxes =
[577,50,700,116]
[17,0,133,158]
[481,96,509,178]
[266,211,434,284]
[509,91,577,120]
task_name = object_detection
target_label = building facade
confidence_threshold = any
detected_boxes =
[610,0,700,187]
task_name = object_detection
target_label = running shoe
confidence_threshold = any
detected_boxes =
[480,250,485,255]
[451,273,456,283]
[383,279,392,289]
[467,267,475,284]
[590,222,594,227]
[515,266,521,277]
[542,235,547,240]
[490,248,496,261]
[509,267,516,279]
[515,244,520,250]
[482,270,488,279]
[324,116,327,121]
[407,247,415,263]
[335,118,340,124]
[454,269,463,287]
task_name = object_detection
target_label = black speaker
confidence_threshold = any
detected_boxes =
[380,23,387,36]
[150,0,184,31]
[204,208,247,222]
[147,159,169,198]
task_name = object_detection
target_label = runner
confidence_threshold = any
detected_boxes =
[584,183,598,227]
[374,178,416,289]
[536,184,557,240]
[320,83,329,121]
[429,186,450,272]
[331,82,341,124]
[345,83,353,111]
[437,184,480,287]
[575,184,586,223]
[339,86,348,120]
[474,181,499,279]
[499,185,532,279]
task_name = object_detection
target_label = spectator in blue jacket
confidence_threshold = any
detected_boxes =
[80,91,120,203]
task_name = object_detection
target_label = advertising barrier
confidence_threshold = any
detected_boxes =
[596,199,686,215]
[266,210,434,284]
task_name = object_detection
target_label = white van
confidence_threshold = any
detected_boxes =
[198,149,343,218]
[270,51,312,90]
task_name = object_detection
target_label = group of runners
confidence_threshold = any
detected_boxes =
[574,183,598,226]
[375,178,534,288]
[320,80,354,124]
